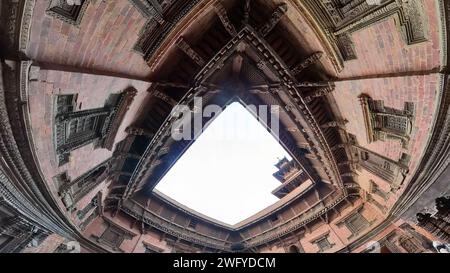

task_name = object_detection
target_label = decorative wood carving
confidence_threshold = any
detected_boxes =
[416,213,450,241]
[213,2,237,36]
[125,126,155,137]
[320,119,348,129]
[336,33,357,61]
[302,0,429,63]
[258,3,288,37]
[359,94,414,148]
[132,0,201,58]
[176,37,206,67]
[353,145,409,191]
[291,52,324,76]
[243,0,251,25]
[53,89,135,165]
[55,159,112,211]
[46,0,90,26]
[100,88,137,151]
[151,90,177,106]
[128,0,164,23]
[304,84,335,103]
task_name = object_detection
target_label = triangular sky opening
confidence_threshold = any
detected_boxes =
[155,102,292,225]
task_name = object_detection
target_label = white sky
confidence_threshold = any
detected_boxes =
[155,102,291,225]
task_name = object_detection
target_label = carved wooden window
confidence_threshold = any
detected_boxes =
[55,94,77,113]
[345,213,370,235]
[361,151,369,161]
[385,116,408,133]
[46,0,90,26]
[312,234,334,252]
[76,195,98,220]
[129,0,164,19]
[359,94,414,148]
[79,209,98,231]
[354,146,409,191]
[53,89,136,166]
[398,236,421,253]
[100,227,124,249]
[56,159,110,211]
[95,219,136,251]
[144,243,164,253]
[316,236,332,252]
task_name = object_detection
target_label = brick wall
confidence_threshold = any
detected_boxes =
[28,66,151,222]
[27,0,151,78]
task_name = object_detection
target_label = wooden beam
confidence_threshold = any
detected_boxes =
[232,54,244,80]
[149,81,190,89]
[291,52,323,75]
[320,119,348,129]
[296,82,333,87]
[304,85,335,103]
[259,3,288,37]
[176,37,206,66]
[125,126,155,137]
[151,90,178,106]
[243,0,251,25]
[214,2,237,36]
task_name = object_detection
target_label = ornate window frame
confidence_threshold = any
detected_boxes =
[52,89,136,166]
[310,232,335,253]
[46,0,91,26]
[358,94,414,148]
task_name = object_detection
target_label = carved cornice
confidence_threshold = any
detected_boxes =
[121,200,230,251]
[2,0,35,54]
[244,195,348,248]
[19,0,35,53]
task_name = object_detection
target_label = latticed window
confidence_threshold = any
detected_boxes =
[100,227,124,248]
[54,91,135,166]
[68,119,78,137]
[84,116,95,131]
[67,116,97,139]
[56,94,76,114]
[346,213,370,234]
[144,243,163,253]
[316,236,332,252]
[384,116,407,133]
[47,0,89,26]
[398,236,420,253]
[359,94,414,149]
[361,151,369,161]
